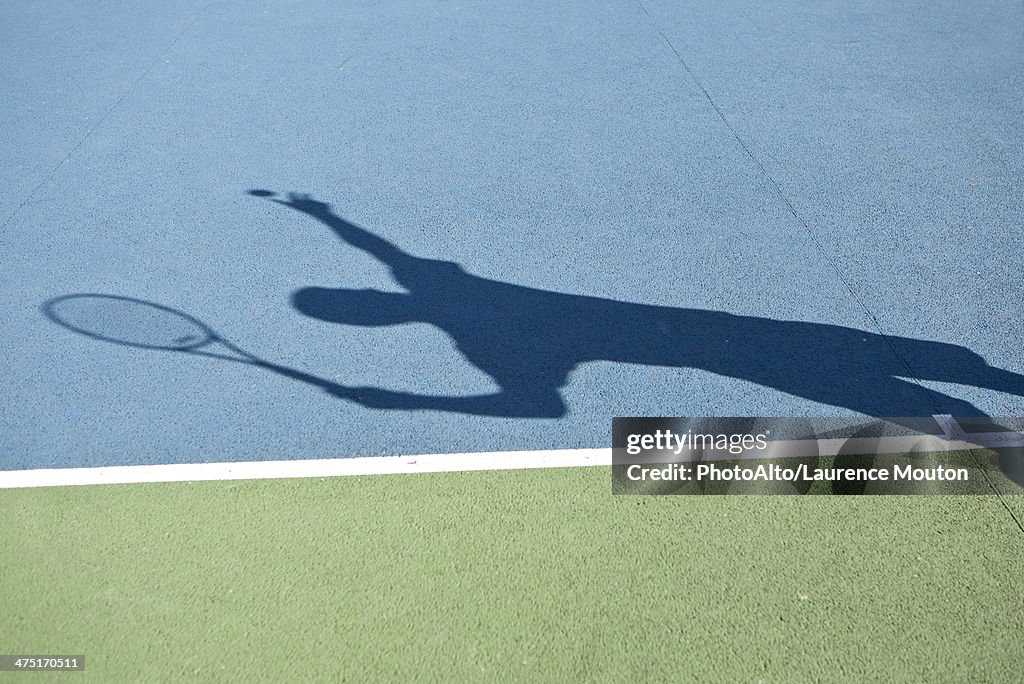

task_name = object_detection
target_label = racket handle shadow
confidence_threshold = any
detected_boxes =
[248,358,359,400]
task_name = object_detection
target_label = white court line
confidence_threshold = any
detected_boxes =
[2,427,1022,489]
[0,449,612,489]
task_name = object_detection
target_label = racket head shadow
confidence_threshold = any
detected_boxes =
[42,294,217,351]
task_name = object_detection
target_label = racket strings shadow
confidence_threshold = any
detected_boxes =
[40,293,352,396]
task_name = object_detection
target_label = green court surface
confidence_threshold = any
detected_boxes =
[2,466,1023,682]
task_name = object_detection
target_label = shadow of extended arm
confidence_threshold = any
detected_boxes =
[324,385,567,418]
[265,192,414,268]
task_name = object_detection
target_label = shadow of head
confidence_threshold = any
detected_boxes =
[291,287,415,326]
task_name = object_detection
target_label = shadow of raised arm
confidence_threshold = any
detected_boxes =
[249,190,414,269]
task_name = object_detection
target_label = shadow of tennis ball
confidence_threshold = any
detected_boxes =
[248,189,275,197]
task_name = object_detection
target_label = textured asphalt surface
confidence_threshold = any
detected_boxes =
[2,0,1022,468]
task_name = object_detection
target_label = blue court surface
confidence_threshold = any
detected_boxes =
[2,0,1022,470]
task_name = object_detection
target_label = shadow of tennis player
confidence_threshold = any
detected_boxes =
[250,190,1024,420]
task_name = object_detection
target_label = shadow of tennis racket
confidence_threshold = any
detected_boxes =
[42,293,359,399]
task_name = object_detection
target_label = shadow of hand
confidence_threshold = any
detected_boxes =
[249,189,332,216]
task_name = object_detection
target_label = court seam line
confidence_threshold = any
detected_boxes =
[632,18,1024,523]
[0,5,209,234]
[632,1,928,399]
